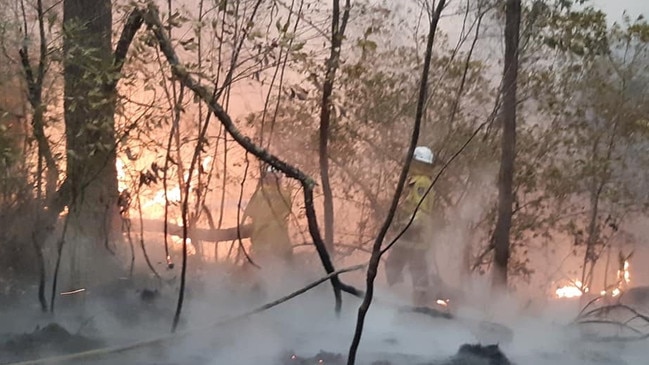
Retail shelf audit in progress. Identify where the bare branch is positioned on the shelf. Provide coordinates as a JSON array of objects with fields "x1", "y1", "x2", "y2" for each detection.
[
  {"x1": 111, "y1": 8, "x2": 145, "y2": 89},
  {"x1": 132, "y1": 3, "x2": 360, "y2": 315},
  {"x1": 347, "y1": 1, "x2": 448, "y2": 363}
]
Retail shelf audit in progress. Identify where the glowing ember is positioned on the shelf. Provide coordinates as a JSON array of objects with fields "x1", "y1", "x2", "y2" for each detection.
[
  {"x1": 555, "y1": 280, "x2": 586, "y2": 298},
  {"x1": 601, "y1": 287, "x2": 622, "y2": 297},
  {"x1": 60, "y1": 288, "x2": 86, "y2": 296},
  {"x1": 436, "y1": 299, "x2": 449, "y2": 307}
]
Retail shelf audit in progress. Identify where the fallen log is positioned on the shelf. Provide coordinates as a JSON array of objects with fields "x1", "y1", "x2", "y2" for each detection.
[{"x1": 128, "y1": 218, "x2": 253, "y2": 243}]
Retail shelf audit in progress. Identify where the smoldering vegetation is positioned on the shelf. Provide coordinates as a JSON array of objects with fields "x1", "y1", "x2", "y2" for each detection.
[{"x1": 0, "y1": 261, "x2": 648, "y2": 365}]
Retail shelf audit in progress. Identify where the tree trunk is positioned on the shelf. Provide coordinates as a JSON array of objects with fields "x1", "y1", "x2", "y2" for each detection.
[
  {"x1": 492, "y1": 0, "x2": 520, "y2": 289},
  {"x1": 319, "y1": 0, "x2": 350, "y2": 255},
  {"x1": 581, "y1": 174, "x2": 604, "y2": 291},
  {"x1": 62, "y1": 0, "x2": 120, "y2": 291},
  {"x1": 18, "y1": 0, "x2": 56, "y2": 312}
]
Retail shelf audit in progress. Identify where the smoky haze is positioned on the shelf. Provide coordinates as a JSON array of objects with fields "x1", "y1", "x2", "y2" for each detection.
[{"x1": 1, "y1": 0, "x2": 649, "y2": 364}]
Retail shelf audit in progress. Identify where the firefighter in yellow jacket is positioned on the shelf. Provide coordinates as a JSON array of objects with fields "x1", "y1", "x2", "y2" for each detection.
[
  {"x1": 386, "y1": 146, "x2": 436, "y2": 308},
  {"x1": 243, "y1": 164, "x2": 294, "y2": 265}
]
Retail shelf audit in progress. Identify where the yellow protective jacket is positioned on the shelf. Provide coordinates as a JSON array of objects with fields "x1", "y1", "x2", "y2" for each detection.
[
  {"x1": 244, "y1": 181, "x2": 293, "y2": 258},
  {"x1": 395, "y1": 172, "x2": 435, "y2": 249}
]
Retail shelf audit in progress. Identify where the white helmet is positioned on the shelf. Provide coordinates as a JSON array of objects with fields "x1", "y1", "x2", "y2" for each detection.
[{"x1": 413, "y1": 146, "x2": 434, "y2": 164}]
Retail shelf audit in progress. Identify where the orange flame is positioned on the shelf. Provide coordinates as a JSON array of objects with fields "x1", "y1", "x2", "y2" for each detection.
[
  {"x1": 557, "y1": 260, "x2": 632, "y2": 299},
  {"x1": 600, "y1": 259, "x2": 631, "y2": 297},
  {"x1": 555, "y1": 280, "x2": 587, "y2": 298},
  {"x1": 620, "y1": 260, "x2": 630, "y2": 286}
]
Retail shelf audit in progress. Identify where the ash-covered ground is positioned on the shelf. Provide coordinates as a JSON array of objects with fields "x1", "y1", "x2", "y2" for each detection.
[{"x1": 0, "y1": 267, "x2": 646, "y2": 365}]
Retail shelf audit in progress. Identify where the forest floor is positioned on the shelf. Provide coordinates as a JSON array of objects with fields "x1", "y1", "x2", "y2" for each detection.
[{"x1": 0, "y1": 268, "x2": 646, "y2": 365}]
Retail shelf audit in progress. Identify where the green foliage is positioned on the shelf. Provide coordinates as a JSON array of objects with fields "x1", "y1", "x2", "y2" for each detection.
[
  {"x1": 243, "y1": 2, "x2": 499, "y2": 262},
  {"x1": 504, "y1": 3, "x2": 649, "y2": 288},
  {"x1": 2, "y1": 0, "x2": 648, "y2": 292}
]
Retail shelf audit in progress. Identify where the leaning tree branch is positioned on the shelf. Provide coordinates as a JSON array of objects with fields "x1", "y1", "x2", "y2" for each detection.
[
  {"x1": 171, "y1": 0, "x2": 264, "y2": 333},
  {"x1": 575, "y1": 319, "x2": 643, "y2": 335},
  {"x1": 110, "y1": 8, "x2": 145, "y2": 90},
  {"x1": 574, "y1": 302, "x2": 649, "y2": 343},
  {"x1": 347, "y1": 1, "x2": 447, "y2": 364},
  {"x1": 136, "y1": 4, "x2": 360, "y2": 308},
  {"x1": 578, "y1": 303, "x2": 649, "y2": 324}
]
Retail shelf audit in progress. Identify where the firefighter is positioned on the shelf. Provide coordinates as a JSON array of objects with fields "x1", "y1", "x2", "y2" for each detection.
[
  {"x1": 243, "y1": 163, "x2": 294, "y2": 266},
  {"x1": 385, "y1": 146, "x2": 436, "y2": 308}
]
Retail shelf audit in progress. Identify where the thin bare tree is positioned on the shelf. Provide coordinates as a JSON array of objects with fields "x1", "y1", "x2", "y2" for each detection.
[
  {"x1": 346, "y1": 1, "x2": 447, "y2": 363},
  {"x1": 319, "y1": 0, "x2": 351, "y2": 255},
  {"x1": 492, "y1": 0, "x2": 521, "y2": 288}
]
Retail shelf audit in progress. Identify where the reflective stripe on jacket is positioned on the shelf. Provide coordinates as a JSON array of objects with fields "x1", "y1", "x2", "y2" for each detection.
[{"x1": 395, "y1": 174, "x2": 434, "y2": 249}]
